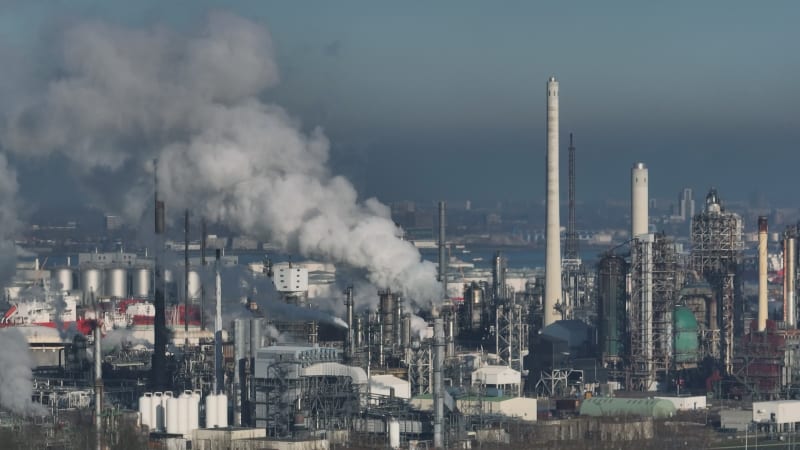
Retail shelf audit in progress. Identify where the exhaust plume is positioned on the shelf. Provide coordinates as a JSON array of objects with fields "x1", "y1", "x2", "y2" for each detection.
[
  {"x1": 0, "y1": 328, "x2": 46, "y2": 416},
  {"x1": 2, "y1": 13, "x2": 441, "y2": 308}
]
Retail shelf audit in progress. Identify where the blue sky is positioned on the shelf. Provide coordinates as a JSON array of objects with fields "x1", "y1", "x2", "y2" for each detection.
[{"x1": 2, "y1": 1, "x2": 799, "y2": 208}]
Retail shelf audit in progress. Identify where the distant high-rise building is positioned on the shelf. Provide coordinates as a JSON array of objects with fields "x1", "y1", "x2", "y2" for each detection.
[{"x1": 679, "y1": 188, "x2": 695, "y2": 221}]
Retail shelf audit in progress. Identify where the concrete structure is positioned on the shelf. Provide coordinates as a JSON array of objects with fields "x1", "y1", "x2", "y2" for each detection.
[
  {"x1": 471, "y1": 366, "x2": 522, "y2": 392},
  {"x1": 544, "y1": 76, "x2": 562, "y2": 328},
  {"x1": 631, "y1": 163, "x2": 649, "y2": 237},
  {"x1": 758, "y1": 216, "x2": 768, "y2": 332},
  {"x1": 191, "y1": 427, "x2": 271, "y2": 450},
  {"x1": 369, "y1": 375, "x2": 411, "y2": 400},
  {"x1": 720, "y1": 409, "x2": 752, "y2": 432},
  {"x1": 753, "y1": 400, "x2": 800, "y2": 425}
]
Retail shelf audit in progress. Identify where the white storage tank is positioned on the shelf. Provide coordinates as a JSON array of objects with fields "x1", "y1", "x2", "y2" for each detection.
[
  {"x1": 216, "y1": 394, "x2": 228, "y2": 428},
  {"x1": 166, "y1": 396, "x2": 180, "y2": 434},
  {"x1": 139, "y1": 393, "x2": 153, "y2": 429},
  {"x1": 53, "y1": 268, "x2": 74, "y2": 292},
  {"x1": 189, "y1": 391, "x2": 201, "y2": 432},
  {"x1": 131, "y1": 267, "x2": 152, "y2": 298},
  {"x1": 81, "y1": 268, "x2": 104, "y2": 301},
  {"x1": 205, "y1": 394, "x2": 217, "y2": 428},
  {"x1": 389, "y1": 418, "x2": 401, "y2": 449},
  {"x1": 105, "y1": 267, "x2": 128, "y2": 298},
  {"x1": 179, "y1": 391, "x2": 192, "y2": 436}
]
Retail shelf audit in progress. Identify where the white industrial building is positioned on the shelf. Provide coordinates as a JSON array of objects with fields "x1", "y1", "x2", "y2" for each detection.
[
  {"x1": 753, "y1": 400, "x2": 800, "y2": 431},
  {"x1": 472, "y1": 365, "x2": 521, "y2": 397},
  {"x1": 369, "y1": 375, "x2": 411, "y2": 400}
]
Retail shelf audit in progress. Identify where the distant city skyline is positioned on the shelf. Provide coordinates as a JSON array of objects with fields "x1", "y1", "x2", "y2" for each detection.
[{"x1": 1, "y1": 1, "x2": 798, "y2": 217}]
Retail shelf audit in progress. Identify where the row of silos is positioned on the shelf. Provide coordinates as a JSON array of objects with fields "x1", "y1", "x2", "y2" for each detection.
[
  {"x1": 52, "y1": 266, "x2": 157, "y2": 301},
  {"x1": 139, "y1": 391, "x2": 201, "y2": 436}
]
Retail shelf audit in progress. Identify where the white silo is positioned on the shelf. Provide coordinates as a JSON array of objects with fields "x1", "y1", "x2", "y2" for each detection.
[
  {"x1": 216, "y1": 394, "x2": 228, "y2": 428},
  {"x1": 631, "y1": 162, "x2": 649, "y2": 237},
  {"x1": 139, "y1": 393, "x2": 153, "y2": 429},
  {"x1": 205, "y1": 394, "x2": 217, "y2": 428},
  {"x1": 389, "y1": 418, "x2": 401, "y2": 449},
  {"x1": 81, "y1": 268, "x2": 104, "y2": 303},
  {"x1": 187, "y1": 270, "x2": 202, "y2": 300},
  {"x1": 152, "y1": 392, "x2": 164, "y2": 431},
  {"x1": 53, "y1": 268, "x2": 74, "y2": 292},
  {"x1": 166, "y1": 396, "x2": 180, "y2": 434},
  {"x1": 105, "y1": 267, "x2": 128, "y2": 299},
  {"x1": 179, "y1": 391, "x2": 192, "y2": 436},
  {"x1": 189, "y1": 391, "x2": 201, "y2": 432},
  {"x1": 131, "y1": 267, "x2": 152, "y2": 298}
]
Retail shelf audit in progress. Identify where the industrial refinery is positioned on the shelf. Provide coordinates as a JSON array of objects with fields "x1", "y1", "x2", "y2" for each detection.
[{"x1": 0, "y1": 5, "x2": 797, "y2": 450}]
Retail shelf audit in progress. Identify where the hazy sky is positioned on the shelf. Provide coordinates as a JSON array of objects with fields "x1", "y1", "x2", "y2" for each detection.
[{"x1": 2, "y1": 1, "x2": 799, "y2": 211}]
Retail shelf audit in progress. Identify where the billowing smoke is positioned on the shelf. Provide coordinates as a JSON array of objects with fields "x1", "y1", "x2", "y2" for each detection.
[
  {"x1": 0, "y1": 328, "x2": 46, "y2": 416},
  {"x1": 102, "y1": 328, "x2": 152, "y2": 353},
  {"x1": 2, "y1": 13, "x2": 441, "y2": 308}
]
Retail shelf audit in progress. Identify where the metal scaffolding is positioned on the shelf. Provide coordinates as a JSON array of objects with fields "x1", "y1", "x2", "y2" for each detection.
[
  {"x1": 690, "y1": 188, "x2": 743, "y2": 373},
  {"x1": 494, "y1": 299, "x2": 528, "y2": 373},
  {"x1": 628, "y1": 234, "x2": 654, "y2": 391},
  {"x1": 407, "y1": 344, "x2": 432, "y2": 396}
]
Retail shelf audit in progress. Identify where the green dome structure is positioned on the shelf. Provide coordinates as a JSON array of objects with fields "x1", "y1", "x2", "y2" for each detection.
[{"x1": 580, "y1": 398, "x2": 676, "y2": 419}]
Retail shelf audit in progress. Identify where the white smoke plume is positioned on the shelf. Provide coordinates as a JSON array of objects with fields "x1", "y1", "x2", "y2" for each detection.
[
  {"x1": 0, "y1": 328, "x2": 47, "y2": 416},
  {"x1": 102, "y1": 328, "x2": 152, "y2": 353},
  {"x1": 2, "y1": 13, "x2": 442, "y2": 309}
]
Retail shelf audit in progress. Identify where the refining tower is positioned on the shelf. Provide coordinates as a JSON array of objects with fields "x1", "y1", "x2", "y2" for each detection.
[{"x1": 544, "y1": 76, "x2": 561, "y2": 327}]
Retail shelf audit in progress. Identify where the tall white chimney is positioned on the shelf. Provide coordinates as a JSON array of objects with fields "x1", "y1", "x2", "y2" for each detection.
[
  {"x1": 631, "y1": 163, "x2": 649, "y2": 237},
  {"x1": 544, "y1": 76, "x2": 561, "y2": 328},
  {"x1": 758, "y1": 216, "x2": 768, "y2": 332}
]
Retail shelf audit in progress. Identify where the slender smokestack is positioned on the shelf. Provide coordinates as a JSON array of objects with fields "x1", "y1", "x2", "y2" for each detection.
[
  {"x1": 215, "y1": 249, "x2": 224, "y2": 394},
  {"x1": 94, "y1": 319, "x2": 103, "y2": 441},
  {"x1": 433, "y1": 318, "x2": 444, "y2": 449},
  {"x1": 438, "y1": 201, "x2": 447, "y2": 298},
  {"x1": 565, "y1": 133, "x2": 578, "y2": 260},
  {"x1": 544, "y1": 76, "x2": 561, "y2": 327},
  {"x1": 758, "y1": 216, "x2": 768, "y2": 332},
  {"x1": 784, "y1": 230, "x2": 796, "y2": 327},
  {"x1": 344, "y1": 286, "x2": 354, "y2": 359},
  {"x1": 631, "y1": 162, "x2": 648, "y2": 237},
  {"x1": 152, "y1": 158, "x2": 167, "y2": 391}
]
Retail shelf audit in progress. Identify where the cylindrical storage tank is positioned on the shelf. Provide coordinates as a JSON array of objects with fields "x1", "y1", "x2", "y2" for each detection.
[
  {"x1": 131, "y1": 267, "x2": 152, "y2": 298},
  {"x1": 389, "y1": 418, "x2": 401, "y2": 449},
  {"x1": 205, "y1": 394, "x2": 217, "y2": 428},
  {"x1": 187, "y1": 269, "x2": 202, "y2": 300},
  {"x1": 152, "y1": 392, "x2": 164, "y2": 431},
  {"x1": 81, "y1": 268, "x2": 104, "y2": 302},
  {"x1": 673, "y1": 306, "x2": 699, "y2": 366},
  {"x1": 53, "y1": 268, "x2": 74, "y2": 292},
  {"x1": 179, "y1": 391, "x2": 192, "y2": 436},
  {"x1": 379, "y1": 290, "x2": 397, "y2": 346},
  {"x1": 105, "y1": 267, "x2": 128, "y2": 299},
  {"x1": 166, "y1": 396, "x2": 180, "y2": 434},
  {"x1": 216, "y1": 394, "x2": 228, "y2": 428},
  {"x1": 190, "y1": 391, "x2": 201, "y2": 432},
  {"x1": 598, "y1": 255, "x2": 627, "y2": 359},
  {"x1": 139, "y1": 393, "x2": 153, "y2": 429}
]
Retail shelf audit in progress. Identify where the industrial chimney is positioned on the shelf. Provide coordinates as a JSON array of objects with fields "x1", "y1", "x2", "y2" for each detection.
[
  {"x1": 758, "y1": 216, "x2": 768, "y2": 332},
  {"x1": 544, "y1": 76, "x2": 562, "y2": 328},
  {"x1": 438, "y1": 201, "x2": 447, "y2": 298},
  {"x1": 631, "y1": 163, "x2": 649, "y2": 237},
  {"x1": 784, "y1": 229, "x2": 796, "y2": 327}
]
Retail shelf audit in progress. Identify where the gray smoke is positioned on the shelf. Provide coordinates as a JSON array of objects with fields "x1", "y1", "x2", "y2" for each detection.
[
  {"x1": 2, "y1": 12, "x2": 441, "y2": 309},
  {"x1": 0, "y1": 328, "x2": 47, "y2": 416}
]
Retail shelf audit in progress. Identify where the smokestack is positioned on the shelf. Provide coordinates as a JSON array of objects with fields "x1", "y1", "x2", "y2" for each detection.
[
  {"x1": 544, "y1": 76, "x2": 562, "y2": 328},
  {"x1": 758, "y1": 216, "x2": 768, "y2": 332},
  {"x1": 492, "y1": 251, "x2": 507, "y2": 300},
  {"x1": 94, "y1": 319, "x2": 103, "y2": 442},
  {"x1": 631, "y1": 162, "x2": 648, "y2": 237},
  {"x1": 433, "y1": 318, "x2": 444, "y2": 449},
  {"x1": 784, "y1": 229, "x2": 796, "y2": 327},
  {"x1": 565, "y1": 133, "x2": 579, "y2": 260},
  {"x1": 344, "y1": 286, "x2": 354, "y2": 359},
  {"x1": 438, "y1": 201, "x2": 447, "y2": 298},
  {"x1": 215, "y1": 249, "x2": 224, "y2": 394},
  {"x1": 152, "y1": 158, "x2": 167, "y2": 391}
]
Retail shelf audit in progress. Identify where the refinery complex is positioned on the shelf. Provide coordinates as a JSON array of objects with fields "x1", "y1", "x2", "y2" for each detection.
[{"x1": 2, "y1": 73, "x2": 799, "y2": 450}]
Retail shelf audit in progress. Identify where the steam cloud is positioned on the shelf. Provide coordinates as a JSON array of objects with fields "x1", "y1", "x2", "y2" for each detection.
[
  {"x1": 2, "y1": 13, "x2": 441, "y2": 309},
  {"x1": 0, "y1": 328, "x2": 46, "y2": 416}
]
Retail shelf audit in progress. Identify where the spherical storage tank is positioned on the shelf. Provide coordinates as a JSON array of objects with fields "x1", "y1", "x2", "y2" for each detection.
[
  {"x1": 81, "y1": 268, "x2": 104, "y2": 301},
  {"x1": 139, "y1": 393, "x2": 153, "y2": 429},
  {"x1": 131, "y1": 267, "x2": 152, "y2": 298},
  {"x1": 53, "y1": 268, "x2": 74, "y2": 292},
  {"x1": 105, "y1": 267, "x2": 128, "y2": 298}
]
